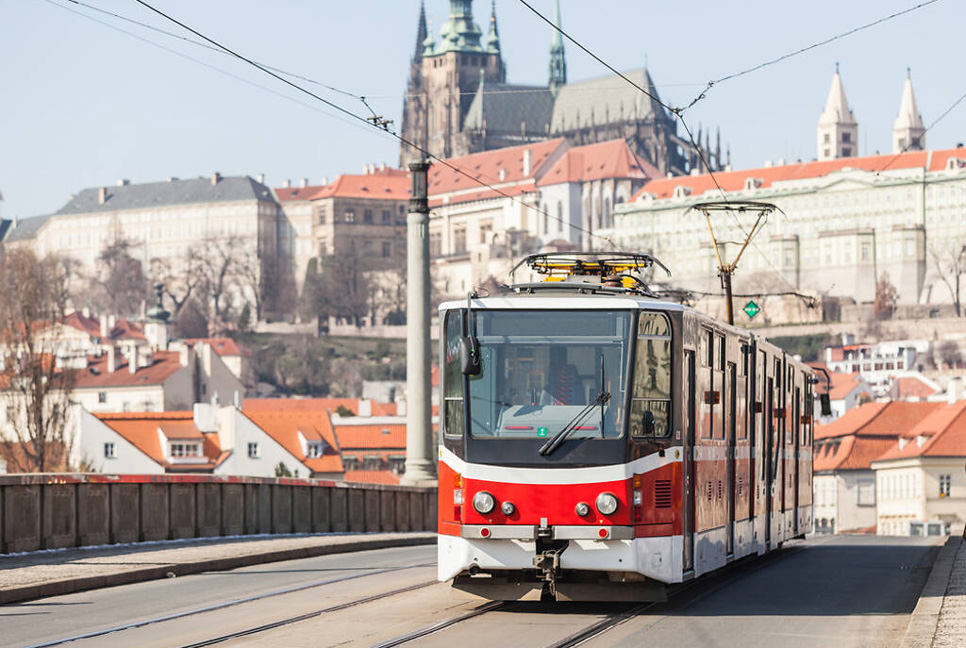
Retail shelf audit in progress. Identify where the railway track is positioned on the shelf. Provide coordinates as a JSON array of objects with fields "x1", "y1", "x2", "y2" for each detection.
[{"x1": 21, "y1": 562, "x2": 436, "y2": 648}]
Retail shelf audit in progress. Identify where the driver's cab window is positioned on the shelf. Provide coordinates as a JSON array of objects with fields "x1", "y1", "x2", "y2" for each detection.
[{"x1": 630, "y1": 311, "x2": 672, "y2": 438}]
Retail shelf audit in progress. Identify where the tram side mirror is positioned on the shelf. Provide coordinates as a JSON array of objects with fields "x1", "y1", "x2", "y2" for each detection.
[
  {"x1": 459, "y1": 336, "x2": 482, "y2": 376},
  {"x1": 641, "y1": 410, "x2": 656, "y2": 436},
  {"x1": 819, "y1": 393, "x2": 832, "y2": 418}
]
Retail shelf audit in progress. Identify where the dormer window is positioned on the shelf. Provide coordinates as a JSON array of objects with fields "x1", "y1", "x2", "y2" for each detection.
[
  {"x1": 306, "y1": 441, "x2": 326, "y2": 458},
  {"x1": 672, "y1": 185, "x2": 691, "y2": 199},
  {"x1": 170, "y1": 442, "x2": 202, "y2": 458}
]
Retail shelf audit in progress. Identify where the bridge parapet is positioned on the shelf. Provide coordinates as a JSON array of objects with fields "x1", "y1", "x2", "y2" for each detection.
[{"x1": 0, "y1": 474, "x2": 437, "y2": 554}]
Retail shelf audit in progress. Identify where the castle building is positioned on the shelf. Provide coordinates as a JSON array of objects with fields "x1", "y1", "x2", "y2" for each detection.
[{"x1": 399, "y1": 1, "x2": 722, "y2": 176}]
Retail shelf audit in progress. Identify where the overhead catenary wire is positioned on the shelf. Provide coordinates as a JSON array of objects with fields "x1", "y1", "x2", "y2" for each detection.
[{"x1": 123, "y1": 0, "x2": 620, "y2": 248}]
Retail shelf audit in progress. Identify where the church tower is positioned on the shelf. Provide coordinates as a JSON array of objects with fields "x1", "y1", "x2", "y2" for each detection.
[
  {"x1": 400, "y1": 1, "x2": 506, "y2": 166},
  {"x1": 817, "y1": 65, "x2": 858, "y2": 161},
  {"x1": 548, "y1": 0, "x2": 567, "y2": 97},
  {"x1": 893, "y1": 69, "x2": 926, "y2": 153}
]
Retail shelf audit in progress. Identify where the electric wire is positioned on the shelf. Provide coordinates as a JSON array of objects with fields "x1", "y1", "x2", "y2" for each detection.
[
  {"x1": 689, "y1": 0, "x2": 946, "y2": 110},
  {"x1": 119, "y1": 0, "x2": 615, "y2": 248},
  {"x1": 39, "y1": 0, "x2": 377, "y2": 138}
]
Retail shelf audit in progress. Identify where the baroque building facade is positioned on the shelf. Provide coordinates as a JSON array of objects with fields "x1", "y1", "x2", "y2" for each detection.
[
  {"x1": 399, "y1": 1, "x2": 723, "y2": 176},
  {"x1": 606, "y1": 71, "x2": 966, "y2": 312}
]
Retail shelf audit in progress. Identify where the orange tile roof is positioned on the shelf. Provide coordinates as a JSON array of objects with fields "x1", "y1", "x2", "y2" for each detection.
[
  {"x1": 184, "y1": 337, "x2": 251, "y2": 357},
  {"x1": 814, "y1": 435, "x2": 897, "y2": 471},
  {"x1": 536, "y1": 139, "x2": 659, "y2": 186},
  {"x1": 814, "y1": 401, "x2": 941, "y2": 440},
  {"x1": 334, "y1": 424, "x2": 406, "y2": 451},
  {"x1": 875, "y1": 401, "x2": 966, "y2": 461},
  {"x1": 95, "y1": 412, "x2": 220, "y2": 470},
  {"x1": 74, "y1": 351, "x2": 184, "y2": 389},
  {"x1": 63, "y1": 312, "x2": 144, "y2": 341},
  {"x1": 893, "y1": 375, "x2": 939, "y2": 400},
  {"x1": 343, "y1": 470, "x2": 401, "y2": 486},
  {"x1": 63, "y1": 311, "x2": 100, "y2": 336},
  {"x1": 242, "y1": 410, "x2": 344, "y2": 475},
  {"x1": 632, "y1": 148, "x2": 966, "y2": 201},
  {"x1": 243, "y1": 398, "x2": 397, "y2": 416},
  {"x1": 428, "y1": 138, "x2": 567, "y2": 202},
  {"x1": 275, "y1": 186, "x2": 326, "y2": 202}
]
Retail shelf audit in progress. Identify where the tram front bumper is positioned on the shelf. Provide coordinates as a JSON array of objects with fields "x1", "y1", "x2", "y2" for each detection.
[{"x1": 438, "y1": 530, "x2": 680, "y2": 584}]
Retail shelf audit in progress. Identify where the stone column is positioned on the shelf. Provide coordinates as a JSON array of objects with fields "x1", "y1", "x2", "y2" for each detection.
[{"x1": 401, "y1": 160, "x2": 437, "y2": 486}]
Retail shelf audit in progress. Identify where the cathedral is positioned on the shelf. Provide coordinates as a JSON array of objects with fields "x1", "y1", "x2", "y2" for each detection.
[{"x1": 399, "y1": 1, "x2": 724, "y2": 175}]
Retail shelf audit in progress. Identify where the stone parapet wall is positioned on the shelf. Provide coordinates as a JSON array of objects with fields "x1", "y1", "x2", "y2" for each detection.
[{"x1": 0, "y1": 474, "x2": 436, "y2": 554}]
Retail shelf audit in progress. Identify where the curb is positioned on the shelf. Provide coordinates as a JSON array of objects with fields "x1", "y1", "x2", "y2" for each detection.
[
  {"x1": 0, "y1": 533, "x2": 436, "y2": 605},
  {"x1": 900, "y1": 535, "x2": 962, "y2": 648}
]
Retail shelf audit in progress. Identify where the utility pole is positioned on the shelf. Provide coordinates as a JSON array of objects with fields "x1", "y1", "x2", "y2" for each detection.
[{"x1": 401, "y1": 160, "x2": 437, "y2": 486}]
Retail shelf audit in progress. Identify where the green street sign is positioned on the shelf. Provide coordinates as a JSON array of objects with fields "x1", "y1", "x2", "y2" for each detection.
[{"x1": 743, "y1": 300, "x2": 760, "y2": 319}]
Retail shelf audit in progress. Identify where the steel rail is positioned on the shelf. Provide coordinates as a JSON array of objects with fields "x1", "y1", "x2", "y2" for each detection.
[{"x1": 20, "y1": 562, "x2": 435, "y2": 648}]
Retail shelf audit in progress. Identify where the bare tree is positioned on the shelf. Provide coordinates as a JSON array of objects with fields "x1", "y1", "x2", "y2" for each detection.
[
  {"x1": 150, "y1": 246, "x2": 205, "y2": 317},
  {"x1": 92, "y1": 234, "x2": 148, "y2": 317},
  {"x1": 0, "y1": 249, "x2": 76, "y2": 472},
  {"x1": 931, "y1": 243, "x2": 966, "y2": 317},
  {"x1": 873, "y1": 272, "x2": 898, "y2": 320}
]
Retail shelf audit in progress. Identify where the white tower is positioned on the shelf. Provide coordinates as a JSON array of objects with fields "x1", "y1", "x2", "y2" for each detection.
[
  {"x1": 817, "y1": 65, "x2": 858, "y2": 161},
  {"x1": 893, "y1": 69, "x2": 926, "y2": 154}
]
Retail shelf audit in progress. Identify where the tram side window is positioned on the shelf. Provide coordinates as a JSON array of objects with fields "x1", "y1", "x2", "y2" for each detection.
[
  {"x1": 630, "y1": 312, "x2": 672, "y2": 438},
  {"x1": 442, "y1": 311, "x2": 464, "y2": 437}
]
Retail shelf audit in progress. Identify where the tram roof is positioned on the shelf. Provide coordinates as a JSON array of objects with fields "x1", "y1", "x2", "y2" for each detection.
[{"x1": 438, "y1": 293, "x2": 685, "y2": 312}]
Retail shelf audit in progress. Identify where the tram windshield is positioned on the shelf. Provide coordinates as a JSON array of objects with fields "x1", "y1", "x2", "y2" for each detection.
[{"x1": 461, "y1": 310, "x2": 632, "y2": 440}]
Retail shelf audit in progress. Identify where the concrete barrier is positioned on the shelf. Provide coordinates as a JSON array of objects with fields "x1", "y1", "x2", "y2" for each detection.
[{"x1": 0, "y1": 475, "x2": 436, "y2": 554}]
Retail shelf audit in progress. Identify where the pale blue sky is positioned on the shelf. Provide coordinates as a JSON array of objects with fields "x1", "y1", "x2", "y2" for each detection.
[{"x1": 2, "y1": 0, "x2": 963, "y2": 219}]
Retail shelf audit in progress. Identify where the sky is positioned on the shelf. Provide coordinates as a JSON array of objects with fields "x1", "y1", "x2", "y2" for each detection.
[{"x1": 2, "y1": 0, "x2": 964, "y2": 220}]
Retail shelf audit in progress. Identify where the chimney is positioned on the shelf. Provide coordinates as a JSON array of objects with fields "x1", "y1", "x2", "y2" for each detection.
[
  {"x1": 358, "y1": 398, "x2": 372, "y2": 417},
  {"x1": 179, "y1": 345, "x2": 191, "y2": 367},
  {"x1": 167, "y1": 177, "x2": 178, "y2": 183},
  {"x1": 948, "y1": 377, "x2": 962, "y2": 405},
  {"x1": 522, "y1": 149, "x2": 532, "y2": 177},
  {"x1": 116, "y1": 179, "x2": 129, "y2": 187},
  {"x1": 498, "y1": 168, "x2": 507, "y2": 182},
  {"x1": 300, "y1": 177, "x2": 308, "y2": 188},
  {"x1": 81, "y1": 306, "x2": 90, "y2": 319},
  {"x1": 108, "y1": 314, "x2": 116, "y2": 331},
  {"x1": 193, "y1": 403, "x2": 218, "y2": 433},
  {"x1": 211, "y1": 172, "x2": 221, "y2": 186},
  {"x1": 107, "y1": 346, "x2": 117, "y2": 373},
  {"x1": 283, "y1": 179, "x2": 291, "y2": 188},
  {"x1": 98, "y1": 187, "x2": 107, "y2": 204},
  {"x1": 256, "y1": 173, "x2": 265, "y2": 184},
  {"x1": 129, "y1": 350, "x2": 138, "y2": 374},
  {"x1": 321, "y1": 177, "x2": 328, "y2": 186},
  {"x1": 100, "y1": 315, "x2": 109, "y2": 339}
]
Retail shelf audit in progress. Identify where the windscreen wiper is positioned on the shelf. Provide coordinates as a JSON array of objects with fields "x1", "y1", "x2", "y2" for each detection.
[{"x1": 538, "y1": 391, "x2": 611, "y2": 456}]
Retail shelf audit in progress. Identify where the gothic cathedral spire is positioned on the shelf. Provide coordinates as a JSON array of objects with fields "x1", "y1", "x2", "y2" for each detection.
[
  {"x1": 893, "y1": 68, "x2": 925, "y2": 153},
  {"x1": 548, "y1": 0, "x2": 567, "y2": 97},
  {"x1": 817, "y1": 63, "x2": 858, "y2": 161},
  {"x1": 486, "y1": 1, "x2": 501, "y2": 54},
  {"x1": 413, "y1": 1, "x2": 428, "y2": 60}
]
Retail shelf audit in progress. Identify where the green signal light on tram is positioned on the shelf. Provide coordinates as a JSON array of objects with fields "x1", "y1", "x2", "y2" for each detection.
[{"x1": 537, "y1": 427, "x2": 548, "y2": 437}]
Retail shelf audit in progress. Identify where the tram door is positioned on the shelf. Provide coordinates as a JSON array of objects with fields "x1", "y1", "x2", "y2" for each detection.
[
  {"x1": 726, "y1": 361, "x2": 737, "y2": 556},
  {"x1": 793, "y1": 384, "x2": 802, "y2": 537},
  {"x1": 683, "y1": 350, "x2": 696, "y2": 573},
  {"x1": 765, "y1": 375, "x2": 774, "y2": 547}
]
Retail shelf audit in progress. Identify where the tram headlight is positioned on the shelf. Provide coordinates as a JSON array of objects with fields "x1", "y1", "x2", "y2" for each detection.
[
  {"x1": 595, "y1": 492, "x2": 619, "y2": 516},
  {"x1": 473, "y1": 491, "x2": 496, "y2": 515}
]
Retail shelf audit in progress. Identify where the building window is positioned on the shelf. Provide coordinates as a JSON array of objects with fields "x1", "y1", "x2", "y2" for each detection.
[
  {"x1": 856, "y1": 479, "x2": 875, "y2": 506},
  {"x1": 453, "y1": 227, "x2": 467, "y2": 254},
  {"x1": 364, "y1": 209, "x2": 373, "y2": 223},
  {"x1": 104, "y1": 442, "x2": 116, "y2": 458},
  {"x1": 170, "y1": 442, "x2": 202, "y2": 457},
  {"x1": 248, "y1": 442, "x2": 260, "y2": 459},
  {"x1": 382, "y1": 242, "x2": 391, "y2": 258},
  {"x1": 306, "y1": 442, "x2": 325, "y2": 458},
  {"x1": 557, "y1": 202, "x2": 564, "y2": 233},
  {"x1": 861, "y1": 244, "x2": 870, "y2": 261},
  {"x1": 842, "y1": 132, "x2": 851, "y2": 143},
  {"x1": 842, "y1": 147, "x2": 852, "y2": 156},
  {"x1": 479, "y1": 222, "x2": 492, "y2": 244},
  {"x1": 98, "y1": 392, "x2": 107, "y2": 404},
  {"x1": 429, "y1": 232, "x2": 441, "y2": 257},
  {"x1": 344, "y1": 210, "x2": 355, "y2": 223},
  {"x1": 382, "y1": 209, "x2": 391, "y2": 224},
  {"x1": 317, "y1": 207, "x2": 326, "y2": 224},
  {"x1": 940, "y1": 474, "x2": 952, "y2": 498}
]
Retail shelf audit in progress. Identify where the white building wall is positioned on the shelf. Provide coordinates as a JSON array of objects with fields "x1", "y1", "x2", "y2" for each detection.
[
  {"x1": 75, "y1": 386, "x2": 167, "y2": 414},
  {"x1": 213, "y1": 407, "x2": 308, "y2": 478},
  {"x1": 77, "y1": 408, "x2": 163, "y2": 474}
]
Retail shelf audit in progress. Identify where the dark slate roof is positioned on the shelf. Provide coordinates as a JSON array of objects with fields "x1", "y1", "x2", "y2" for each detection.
[
  {"x1": 55, "y1": 176, "x2": 277, "y2": 216},
  {"x1": 2, "y1": 215, "x2": 52, "y2": 243},
  {"x1": 0, "y1": 220, "x2": 10, "y2": 242},
  {"x1": 550, "y1": 68, "x2": 670, "y2": 134},
  {"x1": 464, "y1": 83, "x2": 554, "y2": 136}
]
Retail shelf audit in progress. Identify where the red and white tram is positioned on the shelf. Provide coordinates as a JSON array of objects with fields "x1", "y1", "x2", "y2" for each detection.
[{"x1": 436, "y1": 253, "x2": 815, "y2": 601}]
